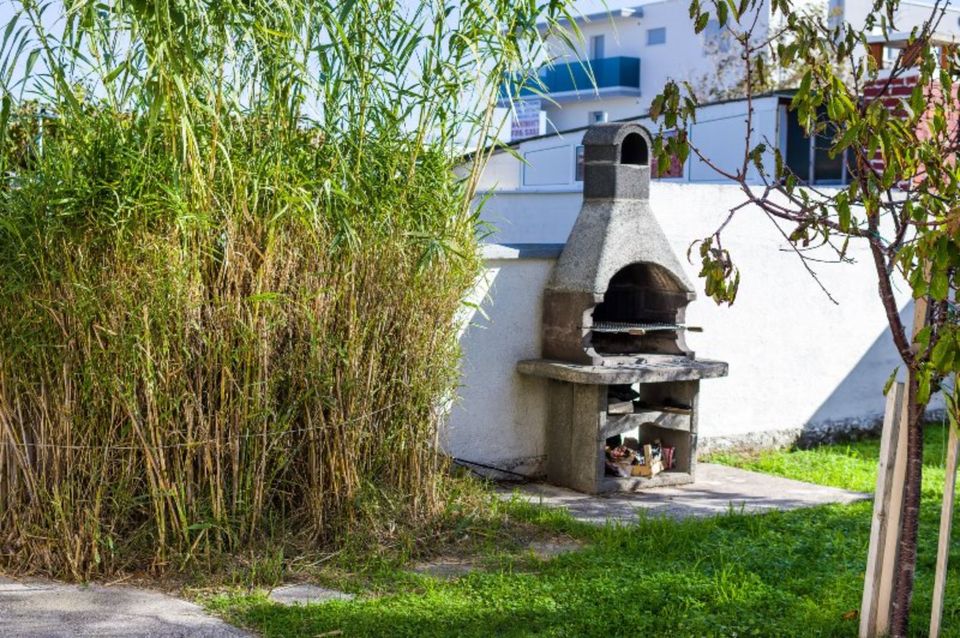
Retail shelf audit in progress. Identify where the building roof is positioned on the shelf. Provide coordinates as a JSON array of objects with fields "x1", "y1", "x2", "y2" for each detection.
[
  {"x1": 537, "y1": 1, "x2": 667, "y2": 29},
  {"x1": 866, "y1": 31, "x2": 960, "y2": 48}
]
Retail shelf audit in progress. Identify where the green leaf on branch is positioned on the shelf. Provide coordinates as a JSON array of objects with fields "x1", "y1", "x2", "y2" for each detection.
[
  {"x1": 916, "y1": 326, "x2": 932, "y2": 351},
  {"x1": 930, "y1": 269, "x2": 949, "y2": 301},
  {"x1": 695, "y1": 12, "x2": 710, "y2": 34},
  {"x1": 909, "y1": 266, "x2": 928, "y2": 298},
  {"x1": 658, "y1": 152, "x2": 671, "y2": 175},
  {"x1": 724, "y1": 0, "x2": 739, "y2": 20},
  {"x1": 931, "y1": 333, "x2": 955, "y2": 370},
  {"x1": 917, "y1": 366, "x2": 933, "y2": 405},
  {"x1": 837, "y1": 193, "x2": 851, "y2": 231},
  {"x1": 676, "y1": 136, "x2": 690, "y2": 163},
  {"x1": 835, "y1": 124, "x2": 860, "y2": 151},
  {"x1": 650, "y1": 94, "x2": 664, "y2": 121},
  {"x1": 750, "y1": 143, "x2": 766, "y2": 172}
]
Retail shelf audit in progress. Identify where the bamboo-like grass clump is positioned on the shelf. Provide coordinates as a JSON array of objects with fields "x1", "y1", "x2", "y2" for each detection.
[{"x1": 0, "y1": 0, "x2": 576, "y2": 578}]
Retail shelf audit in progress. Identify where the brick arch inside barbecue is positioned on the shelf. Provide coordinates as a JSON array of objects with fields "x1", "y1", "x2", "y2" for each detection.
[{"x1": 590, "y1": 262, "x2": 690, "y2": 356}]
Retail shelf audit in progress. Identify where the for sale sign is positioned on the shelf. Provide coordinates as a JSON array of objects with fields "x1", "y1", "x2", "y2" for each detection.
[{"x1": 511, "y1": 99, "x2": 545, "y2": 141}]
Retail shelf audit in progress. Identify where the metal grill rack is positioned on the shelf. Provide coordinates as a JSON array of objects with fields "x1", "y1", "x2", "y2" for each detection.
[{"x1": 590, "y1": 322, "x2": 701, "y2": 335}]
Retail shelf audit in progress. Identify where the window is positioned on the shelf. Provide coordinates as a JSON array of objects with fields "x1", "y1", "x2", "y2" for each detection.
[
  {"x1": 575, "y1": 146, "x2": 585, "y2": 182},
  {"x1": 813, "y1": 124, "x2": 846, "y2": 183},
  {"x1": 590, "y1": 35, "x2": 605, "y2": 60},
  {"x1": 783, "y1": 107, "x2": 848, "y2": 185},
  {"x1": 647, "y1": 27, "x2": 666, "y2": 45},
  {"x1": 589, "y1": 111, "x2": 608, "y2": 124},
  {"x1": 884, "y1": 46, "x2": 899, "y2": 65}
]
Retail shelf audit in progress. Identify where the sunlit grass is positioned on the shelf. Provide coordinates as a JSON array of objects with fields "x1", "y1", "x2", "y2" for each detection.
[
  {"x1": 209, "y1": 426, "x2": 960, "y2": 637},
  {"x1": 709, "y1": 420, "x2": 956, "y2": 496}
]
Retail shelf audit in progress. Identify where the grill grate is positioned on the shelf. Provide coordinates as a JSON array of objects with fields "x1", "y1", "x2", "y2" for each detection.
[{"x1": 591, "y1": 322, "x2": 699, "y2": 334}]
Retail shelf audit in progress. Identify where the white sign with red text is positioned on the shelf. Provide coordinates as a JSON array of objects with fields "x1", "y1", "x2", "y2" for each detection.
[{"x1": 511, "y1": 99, "x2": 545, "y2": 141}]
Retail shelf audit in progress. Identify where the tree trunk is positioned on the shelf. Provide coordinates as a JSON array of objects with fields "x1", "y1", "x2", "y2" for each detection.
[{"x1": 890, "y1": 366, "x2": 927, "y2": 637}]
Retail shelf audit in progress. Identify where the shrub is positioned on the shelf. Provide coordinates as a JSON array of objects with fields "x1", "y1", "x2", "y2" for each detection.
[{"x1": 0, "y1": 0, "x2": 573, "y2": 579}]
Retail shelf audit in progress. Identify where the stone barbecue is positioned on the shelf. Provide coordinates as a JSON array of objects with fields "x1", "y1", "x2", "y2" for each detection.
[{"x1": 518, "y1": 122, "x2": 728, "y2": 494}]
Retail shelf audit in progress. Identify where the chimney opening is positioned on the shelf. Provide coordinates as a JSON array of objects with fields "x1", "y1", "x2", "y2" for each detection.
[{"x1": 620, "y1": 132, "x2": 648, "y2": 166}]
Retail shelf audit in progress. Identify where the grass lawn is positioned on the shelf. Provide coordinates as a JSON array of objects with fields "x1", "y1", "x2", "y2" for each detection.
[{"x1": 207, "y1": 425, "x2": 960, "y2": 637}]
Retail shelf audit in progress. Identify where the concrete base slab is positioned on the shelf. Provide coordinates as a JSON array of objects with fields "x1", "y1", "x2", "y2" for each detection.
[
  {"x1": 268, "y1": 584, "x2": 354, "y2": 605},
  {"x1": 0, "y1": 577, "x2": 251, "y2": 638},
  {"x1": 501, "y1": 463, "x2": 869, "y2": 524}
]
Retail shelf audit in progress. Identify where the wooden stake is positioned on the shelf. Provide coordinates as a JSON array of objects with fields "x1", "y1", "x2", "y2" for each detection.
[
  {"x1": 860, "y1": 293, "x2": 930, "y2": 637},
  {"x1": 929, "y1": 418, "x2": 960, "y2": 638},
  {"x1": 861, "y1": 381, "x2": 909, "y2": 638}
]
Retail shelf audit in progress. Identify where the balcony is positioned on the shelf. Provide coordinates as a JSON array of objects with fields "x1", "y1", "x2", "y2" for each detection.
[{"x1": 500, "y1": 57, "x2": 641, "y2": 104}]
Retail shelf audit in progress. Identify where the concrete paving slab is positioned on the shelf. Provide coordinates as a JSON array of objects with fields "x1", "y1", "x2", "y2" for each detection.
[
  {"x1": 410, "y1": 557, "x2": 477, "y2": 579},
  {"x1": 0, "y1": 576, "x2": 252, "y2": 638},
  {"x1": 268, "y1": 583, "x2": 354, "y2": 605},
  {"x1": 501, "y1": 463, "x2": 869, "y2": 524},
  {"x1": 411, "y1": 539, "x2": 583, "y2": 579},
  {"x1": 526, "y1": 540, "x2": 583, "y2": 559}
]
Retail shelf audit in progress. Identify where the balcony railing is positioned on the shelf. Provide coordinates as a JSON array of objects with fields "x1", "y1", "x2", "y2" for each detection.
[{"x1": 501, "y1": 56, "x2": 641, "y2": 103}]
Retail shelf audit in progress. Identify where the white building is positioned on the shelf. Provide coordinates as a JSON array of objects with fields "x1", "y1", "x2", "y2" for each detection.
[
  {"x1": 832, "y1": 0, "x2": 960, "y2": 36},
  {"x1": 506, "y1": 0, "x2": 960, "y2": 141},
  {"x1": 505, "y1": 1, "x2": 775, "y2": 135}
]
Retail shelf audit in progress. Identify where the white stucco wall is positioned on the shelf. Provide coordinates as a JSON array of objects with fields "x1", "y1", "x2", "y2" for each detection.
[
  {"x1": 446, "y1": 254, "x2": 555, "y2": 475},
  {"x1": 446, "y1": 182, "x2": 935, "y2": 474}
]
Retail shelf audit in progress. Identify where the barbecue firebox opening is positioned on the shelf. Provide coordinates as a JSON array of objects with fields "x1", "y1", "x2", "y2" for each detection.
[
  {"x1": 620, "y1": 132, "x2": 648, "y2": 166},
  {"x1": 590, "y1": 262, "x2": 690, "y2": 356}
]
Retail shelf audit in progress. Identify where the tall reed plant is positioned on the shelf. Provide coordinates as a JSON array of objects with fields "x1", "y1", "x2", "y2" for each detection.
[{"x1": 0, "y1": 0, "x2": 575, "y2": 579}]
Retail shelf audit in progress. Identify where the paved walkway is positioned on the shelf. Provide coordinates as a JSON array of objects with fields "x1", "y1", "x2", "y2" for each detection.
[
  {"x1": 0, "y1": 577, "x2": 251, "y2": 638},
  {"x1": 501, "y1": 463, "x2": 869, "y2": 524}
]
